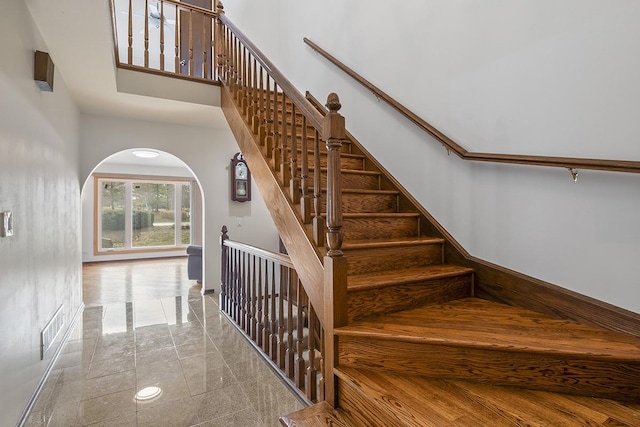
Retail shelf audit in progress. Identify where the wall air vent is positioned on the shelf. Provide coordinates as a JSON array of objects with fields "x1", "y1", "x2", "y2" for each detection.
[{"x1": 41, "y1": 305, "x2": 64, "y2": 360}]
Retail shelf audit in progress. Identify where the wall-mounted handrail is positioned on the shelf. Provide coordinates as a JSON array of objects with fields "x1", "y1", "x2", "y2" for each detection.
[{"x1": 304, "y1": 38, "x2": 640, "y2": 175}]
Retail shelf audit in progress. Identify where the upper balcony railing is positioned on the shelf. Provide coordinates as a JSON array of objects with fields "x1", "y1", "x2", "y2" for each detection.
[{"x1": 109, "y1": 0, "x2": 220, "y2": 83}]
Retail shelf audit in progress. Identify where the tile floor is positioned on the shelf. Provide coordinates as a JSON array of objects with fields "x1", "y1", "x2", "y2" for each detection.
[{"x1": 24, "y1": 258, "x2": 304, "y2": 426}]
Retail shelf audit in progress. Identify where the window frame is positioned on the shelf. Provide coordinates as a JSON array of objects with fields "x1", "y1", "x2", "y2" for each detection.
[{"x1": 93, "y1": 174, "x2": 192, "y2": 256}]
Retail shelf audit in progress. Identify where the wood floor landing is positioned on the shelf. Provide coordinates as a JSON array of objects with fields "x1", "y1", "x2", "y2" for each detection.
[
  {"x1": 335, "y1": 367, "x2": 640, "y2": 426},
  {"x1": 337, "y1": 298, "x2": 640, "y2": 358}
]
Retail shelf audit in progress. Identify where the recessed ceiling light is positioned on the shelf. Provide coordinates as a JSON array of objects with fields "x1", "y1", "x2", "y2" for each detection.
[{"x1": 132, "y1": 150, "x2": 159, "y2": 159}]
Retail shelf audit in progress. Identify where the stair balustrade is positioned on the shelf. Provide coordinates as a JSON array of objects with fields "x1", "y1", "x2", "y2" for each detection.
[
  {"x1": 216, "y1": 2, "x2": 348, "y2": 404},
  {"x1": 220, "y1": 226, "x2": 325, "y2": 403}
]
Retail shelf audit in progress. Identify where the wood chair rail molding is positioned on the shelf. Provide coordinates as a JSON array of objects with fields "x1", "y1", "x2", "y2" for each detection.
[{"x1": 304, "y1": 38, "x2": 640, "y2": 175}]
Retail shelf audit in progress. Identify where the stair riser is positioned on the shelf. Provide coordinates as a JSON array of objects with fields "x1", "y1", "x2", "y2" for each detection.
[
  {"x1": 344, "y1": 243, "x2": 444, "y2": 275},
  {"x1": 337, "y1": 376, "x2": 404, "y2": 427},
  {"x1": 321, "y1": 172, "x2": 380, "y2": 190},
  {"x1": 337, "y1": 337, "x2": 640, "y2": 402},
  {"x1": 340, "y1": 217, "x2": 420, "y2": 240},
  {"x1": 347, "y1": 275, "x2": 472, "y2": 321},
  {"x1": 321, "y1": 193, "x2": 398, "y2": 214}
]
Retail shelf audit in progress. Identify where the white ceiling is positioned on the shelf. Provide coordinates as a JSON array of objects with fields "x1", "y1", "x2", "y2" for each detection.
[{"x1": 25, "y1": 0, "x2": 228, "y2": 129}]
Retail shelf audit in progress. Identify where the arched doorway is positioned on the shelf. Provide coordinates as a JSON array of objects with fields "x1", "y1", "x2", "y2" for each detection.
[{"x1": 80, "y1": 148, "x2": 205, "y2": 303}]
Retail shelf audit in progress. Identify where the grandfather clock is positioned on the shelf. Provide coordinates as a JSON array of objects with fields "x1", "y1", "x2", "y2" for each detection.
[{"x1": 230, "y1": 152, "x2": 251, "y2": 202}]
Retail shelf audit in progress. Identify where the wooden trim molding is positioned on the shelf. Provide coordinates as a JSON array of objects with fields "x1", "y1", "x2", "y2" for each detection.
[{"x1": 303, "y1": 38, "x2": 640, "y2": 175}]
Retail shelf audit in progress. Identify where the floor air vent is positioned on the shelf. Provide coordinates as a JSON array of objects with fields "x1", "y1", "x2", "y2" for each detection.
[{"x1": 41, "y1": 305, "x2": 64, "y2": 359}]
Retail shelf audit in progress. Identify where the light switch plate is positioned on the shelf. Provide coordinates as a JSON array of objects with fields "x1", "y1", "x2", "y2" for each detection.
[{"x1": 1, "y1": 211, "x2": 13, "y2": 237}]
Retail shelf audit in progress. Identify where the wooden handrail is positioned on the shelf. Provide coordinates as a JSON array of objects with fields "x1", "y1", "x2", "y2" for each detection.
[
  {"x1": 224, "y1": 239, "x2": 294, "y2": 268},
  {"x1": 304, "y1": 38, "x2": 640, "y2": 175},
  {"x1": 221, "y1": 16, "x2": 324, "y2": 131}
]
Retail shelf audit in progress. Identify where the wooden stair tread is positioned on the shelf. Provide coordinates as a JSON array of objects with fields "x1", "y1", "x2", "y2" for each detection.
[
  {"x1": 335, "y1": 367, "x2": 640, "y2": 427},
  {"x1": 280, "y1": 402, "x2": 349, "y2": 427},
  {"x1": 336, "y1": 298, "x2": 640, "y2": 360},
  {"x1": 342, "y1": 236, "x2": 445, "y2": 250},
  {"x1": 309, "y1": 167, "x2": 381, "y2": 176},
  {"x1": 348, "y1": 264, "x2": 472, "y2": 290}
]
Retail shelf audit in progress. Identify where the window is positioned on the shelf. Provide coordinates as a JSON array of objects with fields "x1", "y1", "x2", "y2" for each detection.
[{"x1": 96, "y1": 176, "x2": 191, "y2": 254}]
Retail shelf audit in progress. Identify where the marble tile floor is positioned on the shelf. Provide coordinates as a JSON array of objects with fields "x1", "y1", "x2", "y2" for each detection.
[{"x1": 24, "y1": 258, "x2": 304, "y2": 426}]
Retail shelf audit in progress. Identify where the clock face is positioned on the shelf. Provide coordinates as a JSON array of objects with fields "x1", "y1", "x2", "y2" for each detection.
[{"x1": 235, "y1": 162, "x2": 247, "y2": 179}]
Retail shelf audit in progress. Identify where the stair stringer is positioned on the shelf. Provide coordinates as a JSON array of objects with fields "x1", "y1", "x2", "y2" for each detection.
[{"x1": 221, "y1": 85, "x2": 327, "y2": 326}]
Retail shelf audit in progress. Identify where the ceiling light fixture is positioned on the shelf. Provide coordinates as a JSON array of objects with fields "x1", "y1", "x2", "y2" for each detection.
[{"x1": 132, "y1": 150, "x2": 160, "y2": 159}]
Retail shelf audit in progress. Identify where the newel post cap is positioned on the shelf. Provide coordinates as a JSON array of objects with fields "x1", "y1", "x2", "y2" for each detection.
[{"x1": 323, "y1": 93, "x2": 345, "y2": 140}]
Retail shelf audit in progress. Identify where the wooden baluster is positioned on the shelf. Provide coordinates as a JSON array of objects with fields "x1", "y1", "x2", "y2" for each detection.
[
  {"x1": 144, "y1": 0, "x2": 149, "y2": 68},
  {"x1": 235, "y1": 248, "x2": 242, "y2": 325},
  {"x1": 215, "y1": 2, "x2": 225, "y2": 80},
  {"x1": 264, "y1": 76, "x2": 273, "y2": 158},
  {"x1": 235, "y1": 249, "x2": 242, "y2": 324},
  {"x1": 281, "y1": 94, "x2": 291, "y2": 186},
  {"x1": 252, "y1": 59, "x2": 260, "y2": 134},
  {"x1": 257, "y1": 66, "x2": 265, "y2": 139},
  {"x1": 272, "y1": 83, "x2": 281, "y2": 172},
  {"x1": 127, "y1": 0, "x2": 133, "y2": 64},
  {"x1": 322, "y1": 92, "x2": 348, "y2": 406},
  {"x1": 242, "y1": 49, "x2": 250, "y2": 117},
  {"x1": 313, "y1": 130, "x2": 324, "y2": 246},
  {"x1": 220, "y1": 226, "x2": 229, "y2": 312},
  {"x1": 188, "y1": 10, "x2": 194, "y2": 77},
  {"x1": 300, "y1": 116, "x2": 311, "y2": 223},
  {"x1": 285, "y1": 269, "x2": 295, "y2": 378},
  {"x1": 277, "y1": 267, "x2": 286, "y2": 369},
  {"x1": 250, "y1": 255, "x2": 257, "y2": 340},
  {"x1": 295, "y1": 275, "x2": 306, "y2": 389},
  {"x1": 174, "y1": 4, "x2": 180, "y2": 74},
  {"x1": 261, "y1": 259, "x2": 271, "y2": 353},
  {"x1": 305, "y1": 304, "x2": 318, "y2": 401},
  {"x1": 202, "y1": 9, "x2": 207, "y2": 79},
  {"x1": 230, "y1": 247, "x2": 236, "y2": 321},
  {"x1": 290, "y1": 104, "x2": 300, "y2": 203},
  {"x1": 159, "y1": 1, "x2": 165, "y2": 71},
  {"x1": 318, "y1": 327, "x2": 325, "y2": 402},
  {"x1": 256, "y1": 258, "x2": 264, "y2": 347},
  {"x1": 269, "y1": 259, "x2": 278, "y2": 361},
  {"x1": 242, "y1": 252, "x2": 249, "y2": 333}
]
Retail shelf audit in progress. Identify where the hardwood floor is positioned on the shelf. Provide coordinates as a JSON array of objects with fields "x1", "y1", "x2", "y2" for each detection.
[{"x1": 83, "y1": 257, "x2": 198, "y2": 307}]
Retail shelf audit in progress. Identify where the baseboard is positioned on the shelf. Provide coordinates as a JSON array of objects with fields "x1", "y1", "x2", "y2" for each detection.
[
  {"x1": 16, "y1": 302, "x2": 85, "y2": 427},
  {"x1": 469, "y1": 257, "x2": 640, "y2": 338}
]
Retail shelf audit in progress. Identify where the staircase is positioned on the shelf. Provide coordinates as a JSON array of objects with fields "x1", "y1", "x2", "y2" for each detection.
[{"x1": 215, "y1": 12, "x2": 640, "y2": 426}]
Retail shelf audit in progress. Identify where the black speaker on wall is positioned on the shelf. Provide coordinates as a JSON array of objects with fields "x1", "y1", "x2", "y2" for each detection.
[{"x1": 34, "y1": 50, "x2": 54, "y2": 92}]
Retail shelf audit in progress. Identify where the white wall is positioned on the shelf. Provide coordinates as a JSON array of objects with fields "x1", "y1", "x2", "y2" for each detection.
[
  {"x1": 79, "y1": 114, "x2": 280, "y2": 293},
  {"x1": 0, "y1": 2, "x2": 82, "y2": 425},
  {"x1": 224, "y1": 0, "x2": 640, "y2": 313}
]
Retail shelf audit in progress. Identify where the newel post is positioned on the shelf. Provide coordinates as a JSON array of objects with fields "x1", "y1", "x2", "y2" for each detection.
[
  {"x1": 322, "y1": 93, "x2": 348, "y2": 406},
  {"x1": 220, "y1": 225, "x2": 229, "y2": 311}
]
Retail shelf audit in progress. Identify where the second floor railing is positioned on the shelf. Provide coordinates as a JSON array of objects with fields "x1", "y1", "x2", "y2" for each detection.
[{"x1": 110, "y1": 0, "x2": 219, "y2": 82}]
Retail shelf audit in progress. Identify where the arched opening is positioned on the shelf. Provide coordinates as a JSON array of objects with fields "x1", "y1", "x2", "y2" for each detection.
[{"x1": 80, "y1": 148, "x2": 205, "y2": 303}]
